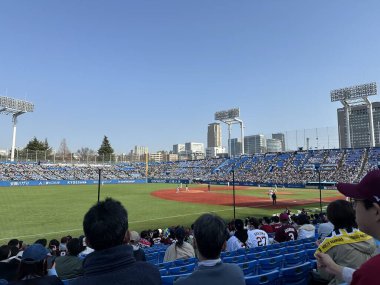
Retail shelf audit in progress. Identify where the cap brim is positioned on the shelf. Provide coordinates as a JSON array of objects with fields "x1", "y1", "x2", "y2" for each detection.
[{"x1": 337, "y1": 183, "x2": 365, "y2": 199}]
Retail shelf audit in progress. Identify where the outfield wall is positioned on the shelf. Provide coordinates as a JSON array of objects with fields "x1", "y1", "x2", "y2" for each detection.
[
  {"x1": 0, "y1": 179, "x2": 147, "y2": 187},
  {"x1": 0, "y1": 178, "x2": 307, "y2": 188}
]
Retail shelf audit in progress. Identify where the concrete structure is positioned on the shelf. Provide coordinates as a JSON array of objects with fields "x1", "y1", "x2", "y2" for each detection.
[
  {"x1": 272, "y1": 133, "x2": 285, "y2": 151},
  {"x1": 230, "y1": 138, "x2": 242, "y2": 157},
  {"x1": 207, "y1": 123, "x2": 222, "y2": 148},
  {"x1": 266, "y1": 138, "x2": 282, "y2": 153},
  {"x1": 337, "y1": 102, "x2": 380, "y2": 148},
  {"x1": 244, "y1": 135, "x2": 267, "y2": 154},
  {"x1": 149, "y1": 152, "x2": 164, "y2": 162},
  {"x1": 206, "y1": 146, "x2": 226, "y2": 158}
]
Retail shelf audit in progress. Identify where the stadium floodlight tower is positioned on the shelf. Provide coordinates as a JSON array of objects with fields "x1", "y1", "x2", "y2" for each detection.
[
  {"x1": 215, "y1": 108, "x2": 244, "y2": 157},
  {"x1": 331, "y1": 82, "x2": 377, "y2": 148},
  {"x1": 0, "y1": 96, "x2": 34, "y2": 161}
]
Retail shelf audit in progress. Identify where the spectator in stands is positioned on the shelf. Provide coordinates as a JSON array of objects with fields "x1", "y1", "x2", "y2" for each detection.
[
  {"x1": 54, "y1": 238, "x2": 83, "y2": 280},
  {"x1": 175, "y1": 213, "x2": 245, "y2": 285},
  {"x1": 71, "y1": 198, "x2": 160, "y2": 285},
  {"x1": 163, "y1": 227, "x2": 195, "y2": 262},
  {"x1": 139, "y1": 231, "x2": 152, "y2": 248},
  {"x1": 247, "y1": 218, "x2": 269, "y2": 247},
  {"x1": 12, "y1": 243, "x2": 63, "y2": 284},
  {"x1": 59, "y1": 237, "x2": 68, "y2": 253},
  {"x1": 226, "y1": 219, "x2": 248, "y2": 251},
  {"x1": 47, "y1": 240, "x2": 60, "y2": 269},
  {"x1": 316, "y1": 170, "x2": 380, "y2": 285},
  {"x1": 317, "y1": 216, "x2": 334, "y2": 242},
  {"x1": 0, "y1": 245, "x2": 19, "y2": 283},
  {"x1": 314, "y1": 200, "x2": 376, "y2": 285},
  {"x1": 270, "y1": 216, "x2": 282, "y2": 232},
  {"x1": 128, "y1": 231, "x2": 146, "y2": 262},
  {"x1": 274, "y1": 213, "x2": 298, "y2": 242},
  {"x1": 34, "y1": 239, "x2": 47, "y2": 248},
  {"x1": 259, "y1": 217, "x2": 274, "y2": 234},
  {"x1": 297, "y1": 214, "x2": 315, "y2": 239}
]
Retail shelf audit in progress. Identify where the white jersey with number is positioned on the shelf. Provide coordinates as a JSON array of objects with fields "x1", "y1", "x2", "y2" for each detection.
[{"x1": 247, "y1": 229, "x2": 269, "y2": 248}]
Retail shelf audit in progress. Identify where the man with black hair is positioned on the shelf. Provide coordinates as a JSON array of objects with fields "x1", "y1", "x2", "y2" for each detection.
[
  {"x1": 175, "y1": 213, "x2": 245, "y2": 285},
  {"x1": 71, "y1": 198, "x2": 160, "y2": 285}
]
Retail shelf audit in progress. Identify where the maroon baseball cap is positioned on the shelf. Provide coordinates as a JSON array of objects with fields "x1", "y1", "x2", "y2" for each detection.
[
  {"x1": 337, "y1": 170, "x2": 380, "y2": 202},
  {"x1": 279, "y1": 213, "x2": 289, "y2": 221}
]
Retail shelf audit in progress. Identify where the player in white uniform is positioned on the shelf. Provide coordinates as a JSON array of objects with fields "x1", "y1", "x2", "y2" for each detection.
[{"x1": 247, "y1": 217, "x2": 269, "y2": 248}]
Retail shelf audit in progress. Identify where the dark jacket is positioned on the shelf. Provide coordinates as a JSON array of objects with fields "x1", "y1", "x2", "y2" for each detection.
[
  {"x1": 0, "y1": 260, "x2": 19, "y2": 282},
  {"x1": 70, "y1": 244, "x2": 160, "y2": 285},
  {"x1": 54, "y1": 255, "x2": 83, "y2": 280}
]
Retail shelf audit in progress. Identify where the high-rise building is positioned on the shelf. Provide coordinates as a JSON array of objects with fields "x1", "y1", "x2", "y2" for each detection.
[
  {"x1": 230, "y1": 138, "x2": 242, "y2": 157},
  {"x1": 272, "y1": 133, "x2": 285, "y2": 151},
  {"x1": 266, "y1": 139, "x2": 282, "y2": 153},
  {"x1": 207, "y1": 123, "x2": 222, "y2": 148},
  {"x1": 337, "y1": 102, "x2": 380, "y2": 148},
  {"x1": 244, "y1": 135, "x2": 267, "y2": 154},
  {"x1": 206, "y1": 147, "x2": 226, "y2": 158},
  {"x1": 173, "y1": 144, "x2": 185, "y2": 154}
]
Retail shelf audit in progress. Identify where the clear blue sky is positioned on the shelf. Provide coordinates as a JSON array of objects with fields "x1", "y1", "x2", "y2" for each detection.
[{"x1": 1, "y1": 0, "x2": 380, "y2": 153}]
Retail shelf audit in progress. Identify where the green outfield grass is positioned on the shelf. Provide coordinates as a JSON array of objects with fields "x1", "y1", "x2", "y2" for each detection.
[{"x1": 0, "y1": 183, "x2": 340, "y2": 244}]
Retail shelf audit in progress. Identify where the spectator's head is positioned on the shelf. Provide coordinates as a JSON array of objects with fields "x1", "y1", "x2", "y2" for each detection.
[
  {"x1": 297, "y1": 214, "x2": 310, "y2": 226},
  {"x1": 83, "y1": 198, "x2": 128, "y2": 251},
  {"x1": 193, "y1": 213, "x2": 228, "y2": 260},
  {"x1": 271, "y1": 216, "x2": 280, "y2": 223},
  {"x1": 327, "y1": 200, "x2": 356, "y2": 231},
  {"x1": 248, "y1": 217, "x2": 260, "y2": 229},
  {"x1": 234, "y1": 219, "x2": 244, "y2": 231},
  {"x1": 175, "y1": 227, "x2": 186, "y2": 247},
  {"x1": 129, "y1": 231, "x2": 140, "y2": 246},
  {"x1": 48, "y1": 239, "x2": 59, "y2": 254},
  {"x1": 67, "y1": 238, "x2": 82, "y2": 256},
  {"x1": 263, "y1": 217, "x2": 271, "y2": 225},
  {"x1": 0, "y1": 245, "x2": 11, "y2": 261},
  {"x1": 337, "y1": 169, "x2": 380, "y2": 237},
  {"x1": 279, "y1": 213, "x2": 289, "y2": 223},
  {"x1": 8, "y1": 239, "x2": 19, "y2": 248},
  {"x1": 18, "y1": 244, "x2": 49, "y2": 280},
  {"x1": 34, "y1": 239, "x2": 47, "y2": 247}
]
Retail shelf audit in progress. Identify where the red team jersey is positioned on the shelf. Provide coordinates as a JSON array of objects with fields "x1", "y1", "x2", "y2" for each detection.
[{"x1": 274, "y1": 224, "x2": 298, "y2": 242}]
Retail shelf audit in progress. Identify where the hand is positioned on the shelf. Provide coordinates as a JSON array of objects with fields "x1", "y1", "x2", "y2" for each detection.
[{"x1": 315, "y1": 252, "x2": 343, "y2": 277}]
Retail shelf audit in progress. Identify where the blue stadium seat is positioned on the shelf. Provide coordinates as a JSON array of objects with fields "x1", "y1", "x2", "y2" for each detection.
[
  {"x1": 146, "y1": 251, "x2": 159, "y2": 264},
  {"x1": 168, "y1": 263, "x2": 196, "y2": 275},
  {"x1": 246, "y1": 251, "x2": 268, "y2": 261},
  {"x1": 246, "y1": 246, "x2": 266, "y2": 254},
  {"x1": 285, "y1": 244, "x2": 304, "y2": 254},
  {"x1": 267, "y1": 247, "x2": 286, "y2": 257},
  {"x1": 305, "y1": 248, "x2": 317, "y2": 261},
  {"x1": 303, "y1": 242, "x2": 317, "y2": 250},
  {"x1": 280, "y1": 262, "x2": 312, "y2": 285},
  {"x1": 283, "y1": 252, "x2": 308, "y2": 268},
  {"x1": 236, "y1": 260, "x2": 258, "y2": 275},
  {"x1": 161, "y1": 273, "x2": 191, "y2": 285},
  {"x1": 158, "y1": 260, "x2": 175, "y2": 270},
  {"x1": 173, "y1": 257, "x2": 197, "y2": 266},
  {"x1": 258, "y1": 255, "x2": 284, "y2": 274},
  {"x1": 222, "y1": 254, "x2": 246, "y2": 264},
  {"x1": 244, "y1": 270, "x2": 280, "y2": 285}
]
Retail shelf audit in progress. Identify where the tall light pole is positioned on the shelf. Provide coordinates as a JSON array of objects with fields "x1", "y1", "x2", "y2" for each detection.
[
  {"x1": 0, "y1": 96, "x2": 34, "y2": 161},
  {"x1": 315, "y1": 163, "x2": 322, "y2": 213},
  {"x1": 232, "y1": 164, "x2": 236, "y2": 220}
]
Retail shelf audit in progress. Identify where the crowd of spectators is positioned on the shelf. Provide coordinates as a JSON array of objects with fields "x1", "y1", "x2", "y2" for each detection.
[{"x1": 1, "y1": 147, "x2": 379, "y2": 186}]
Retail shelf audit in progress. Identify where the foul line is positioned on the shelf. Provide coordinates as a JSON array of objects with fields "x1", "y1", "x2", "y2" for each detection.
[{"x1": 0, "y1": 208, "x2": 235, "y2": 242}]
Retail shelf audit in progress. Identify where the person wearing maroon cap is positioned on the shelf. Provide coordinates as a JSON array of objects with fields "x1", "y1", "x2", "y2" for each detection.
[
  {"x1": 274, "y1": 213, "x2": 298, "y2": 242},
  {"x1": 316, "y1": 169, "x2": 380, "y2": 285}
]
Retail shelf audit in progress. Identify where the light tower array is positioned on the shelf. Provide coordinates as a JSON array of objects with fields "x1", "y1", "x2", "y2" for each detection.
[{"x1": 0, "y1": 96, "x2": 34, "y2": 161}]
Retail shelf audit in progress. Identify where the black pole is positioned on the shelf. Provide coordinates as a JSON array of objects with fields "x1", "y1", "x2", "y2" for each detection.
[
  {"x1": 98, "y1": 168, "x2": 102, "y2": 203},
  {"x1": 232, "y1": 167, "x2": 236, "y2": 220},
  {"x1": 318, "y1": 170, "x2": 322, "y2": 213}
]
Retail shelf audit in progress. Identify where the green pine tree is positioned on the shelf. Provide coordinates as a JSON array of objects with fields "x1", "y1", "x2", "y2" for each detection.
[{"x1": 98, "y1": 136, "x2": 114, "y2": 156}]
